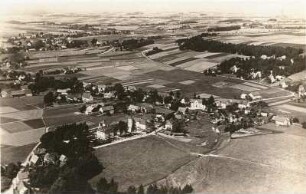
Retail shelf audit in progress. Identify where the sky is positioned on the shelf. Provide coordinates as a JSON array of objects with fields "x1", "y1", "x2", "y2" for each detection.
[{"x1": 0, "y1": 0, "x2": 305, "y2": 18}]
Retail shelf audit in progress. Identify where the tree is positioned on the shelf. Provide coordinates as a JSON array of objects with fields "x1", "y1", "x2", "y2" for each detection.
[
  {"x1": 44, "y1": 92, "x2": 55, "y2": 106},
  {"x1": 40, "y1": 132, "x2": 55, "y2": 151},
  {"x1": 114, "y1": 83, "x2": 126, "y2": 100},
  {"x1": 182, "y1": 184, "x2": 193, "y2": 194},
  {"x1": 3, "y1": 162, "x2": 21, "y2": 179},
  {"x1": 79, "y1": 105, "x2": 86, "y2": 113},
  {"x1": 127, "y1": 186, "x2": 137, "y2": 194},
  {"x1": 91, "y1": 38, "x2": 98, "y2": 46},
  {"x1": 292, "y1": 117, "x2": 299, "y2": 123},
  {"x1": 118, "y1": 121, "x2": 128, "y2": 135},
  {"x1": 131, "y1": 119, "x2": 136, "y2": 132},
  {"x1": 172, "y1": 119, "x2": 186, "y2": 133},
  {"x1": 33, "y1": 39, "x2": 45, "y2": 50},
  {"x1": 302, "y1": 122, "x2": 306, "y2": 129},
  {"x1": 137, "y1": 184, "x2": 145, "y2": 194}
]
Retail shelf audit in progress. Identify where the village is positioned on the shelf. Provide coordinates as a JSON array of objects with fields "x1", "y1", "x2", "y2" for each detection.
[{"x1": 1, "y1": 7, "x2": 306, "y2": 194}]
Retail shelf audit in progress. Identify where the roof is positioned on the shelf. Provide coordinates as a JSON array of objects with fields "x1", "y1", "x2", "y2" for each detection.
[
  {"x1": 101, "y1": 105, "x2": 114, "y2": 111},
  {"x1": 57, "y1": 88, "x2": 70, "y2": 93},
  {"x1": 30, "y1": 154, "x2": 39, "y2": 164},
  {"x1": 155, "y1": 106, "x2": 174, "y2": 115},
  {"x1": 17, "y1": 170, "x2": 29, "y2": 180},
  {"x1": 137, "y1": 103, "x2": 154, "y2": 109},
  {"x1": 190, "y1": 99, "x2": 202, "y2": 103},
  {"x1": 11, "y1": 90, "x2": 25, "y2": 96},
  {"x1": 82, "y1": 92, "x2": 93, "y2": 99},
  {"x1": 272, "y1": 116, "x2": 289, "y2": 123}
]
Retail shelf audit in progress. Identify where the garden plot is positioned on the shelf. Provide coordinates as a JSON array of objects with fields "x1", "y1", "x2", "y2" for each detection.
[
  {"x1": 207, "y1": 54, "x2": 249, "y2": 63},
  {"x1": 0, "y1": 106, "x2": 19, "y2": 114},
  {"x1": 230, "y1": 84, "x2": 260, "y2": 92},
  {"x1": 147, "y1": 84, "x2": 166, "y2": 89},
  {"x1": 179, "y1": 80, "x2": 196, "y2": 85},
  {"x1": 1, "y1": 127, "x2": 45, "y2": 146},
  {"x1": 149, "y1": 49, "x2": 182, "y2": 60},
  {"x1": 194, "y1": 52, "x2": 222, "y2": 59},
  {"x1": 116, "y1": 65, "x2": 138, "y2": 71},
  {"x1": 205, "y1": 53, "x2": 229, "y2": 59},
  {"x1": 177, "y1": 58, "x2": 218, "y2": 72},
  {"x1": 183, "y1": 61, "x2": 218, "y2": 72},
  {"x1": 212, "y1": 81, "x2": 231, "y2": 88},
  {"x1": 243, "y1": 82, "x2": 268, "y2": 90},
  {"x1": 1, "y1": 109, "x2": 43, "y2": 121},
  {"x1": 168, "y1": 57, "x2": 197, "y2": 67},
  {"x1": 122, "y1": 78, "x2": 155, "y2": 86},
  {"x1": 1, "y1": 122, "x2": 33, "y2": 133},
  {"x1": 0, "y1": 117, "x2": 19, "y2": 124},
  {"x1": 159, "y1": 43, "x2": 179, "y2": 51},
  {"x1": 164, "y1": 56, "x2": 191, "y2": 65}
]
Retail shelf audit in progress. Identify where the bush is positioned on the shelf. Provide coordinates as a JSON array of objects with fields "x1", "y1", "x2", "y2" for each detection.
[
  {"x1": 292, "y1": 117, "x2": 299, "y2": 123},
  {"x1": 302, "y1": 122, "x2": 306, "y2": 129}
]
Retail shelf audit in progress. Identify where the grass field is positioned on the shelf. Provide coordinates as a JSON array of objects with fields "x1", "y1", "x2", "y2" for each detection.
[
  {"x1": 156, "y1": 127, "x2": 306, "y2": 193},
  {"x1": 90, "y1": 135, "x2": 196, "y2": 190},
  {"x1": 1, "y1": 143, "x2": 37, "y2": 164}
]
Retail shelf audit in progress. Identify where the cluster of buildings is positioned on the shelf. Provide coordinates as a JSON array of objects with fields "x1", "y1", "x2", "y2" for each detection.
[{"x1": 11, "y1": 146, "x2": 68, "y2": 194}]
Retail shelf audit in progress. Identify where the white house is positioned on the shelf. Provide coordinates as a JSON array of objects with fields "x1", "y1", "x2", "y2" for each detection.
[
  {"x1": 298, "y1": 85, "x2": 305, "y2": 98},
  {"x1": 99, "y1": 105, "x2": 114, "y2": 115},
  {"x1": 57, "y1": 88, "x2": 70, "y2": 95},
  {"x1": 85, "y1": 105, "x2": 95, "y2": 115},
  {"x1": 96, "y1": 122, "x2": 107, "y2": 140},
  {"x1": 248, "y1": 92, "x2": 262, "y2": 100},
  {"x1": 238, "y1": 102, "x2": 250, "y2": 109},
  {"x1": 272, "y1": 116, "x2": 291, "y2": 126},
  {"x1": 216, "y1": 100, "x2": 227, "y2": 109},
  {"x1": 240, "y1": 93, "x2": 247, "y2": 99},
  {"x1": 164, "y1": 120, "x2": 173, "y2": 130},
  {"x1": 178, "y1": 107, "x2": 188, "y2": 114},
  {"x1": 189, "y1": 99, "x2": 206, "y2": 110},
  {"x1": 134, "y1": 117, "x2": 146, "y2": 131},
  {"x1": 128, "y1": 104, "x2": 140, "y2": 112}
]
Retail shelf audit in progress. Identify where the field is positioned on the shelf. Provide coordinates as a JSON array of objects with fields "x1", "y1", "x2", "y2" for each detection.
[
  {"x1": 156, "y1": 127, "x2": 306, "y2": 193},
  {"x1": 270, "y1": 103, "x2": 306, "y2": 123},
  {"x1": 121, "y1": 69, "x2": 290, "y2": 100},
  {"x1": 1, "y1": 143, "x2": 37, "y2": 164},
  {"x1": 90, "y1": 135, "x2": 196, "y2": 190},
  {"x1": 147, "y1": 43, "x2": 248, "y2": 73},
  {"x1": 213, "y1": 33, "x2": 306, "y2": 49},
  {"x1": 0, "y1": 96, "x2": 45, "y2": 150}
]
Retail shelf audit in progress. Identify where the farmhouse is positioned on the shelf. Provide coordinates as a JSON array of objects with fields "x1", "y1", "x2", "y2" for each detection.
[
  {"x1": 11, "y1": 89, "x2": 32, "y2": 97},
  {"x1": 134, "y1": 117, "x2": 147, "y2": 131},
  {"x1": 82, "y1": 92, "x2": 94, "y2": 102},
  {"x1": 272, "y1": 116, "x2": 291, "y2": 126},
  {"x1": 99, "y1": 105, "x2": 114, "y2": 115},
  {"x1": 104, "y1": 92, "x2": 115, "y2": 99},
  {"x1": 128, "y1": 104, "x2": 140, "y2": 112},
  {"x1": 248, "y1": 92, "x2": 262, "y2": 100},
  {"x1": 189, "y1": 99, "x2": 206, "y2": 110},
  {"x1": 164, "y1": 120, "x2": 173, "y2": 130},
  {"x1": 178, "y1": 107, "x2": 188, "y2": 114},
  {"x1": 57, "y1": 88, "x2": 70, "y2": 95}
]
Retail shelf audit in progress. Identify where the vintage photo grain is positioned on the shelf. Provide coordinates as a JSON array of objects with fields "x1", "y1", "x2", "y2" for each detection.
[{"x1": 0, "y1": 0, "x2": 306, "y2": 193}]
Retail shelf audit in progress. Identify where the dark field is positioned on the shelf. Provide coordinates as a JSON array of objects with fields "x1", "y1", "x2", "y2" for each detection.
[
  {"x1": 90, "y1": 135, "x2": 195, "y2": 191},
  {"x1": 1, "y1": 143, "x2": 37, "y2": 164}
]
